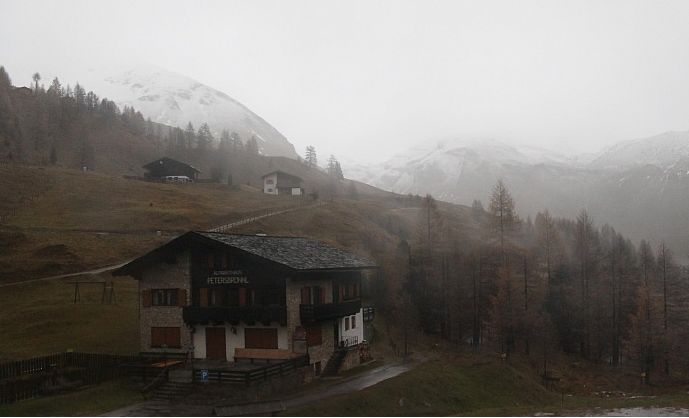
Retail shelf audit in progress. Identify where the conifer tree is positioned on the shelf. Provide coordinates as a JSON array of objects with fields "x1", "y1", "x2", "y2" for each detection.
[
  {"x1": 246, "y1": 135, "x2": 259, "y2": 154},
  {"x1": 32, "y1": 72, "x2": 41, "y2": 92},
  {"x1": 305, "y1": 145, "x2": 318, "y2": 168},
  {"x1": 184, "y1": 122, "x2": 195, "y2": 149},
  {"x1": 196, "y1": 123, "x2": 213, "y2": 151}
]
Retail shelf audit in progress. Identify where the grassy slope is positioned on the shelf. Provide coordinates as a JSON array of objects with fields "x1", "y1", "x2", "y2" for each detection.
[
  {"x1": 0, "y1": 274, "x2": 138, "y2": 360},
  {"x1": 0, "y1": 165, "x2": 469, "y2": 360},
  {"x1": 288, "y1": 357, "x2": 559, "y2": 416},
  {"x1": 287, "y1": 354, "x2": 689, "y2": 417},
  {"x1": 0, "y1": 164, "x2": 300, "y2": 281},
  {"x1": 0, "y1": 380, "x2": 143, "y2": 416}
]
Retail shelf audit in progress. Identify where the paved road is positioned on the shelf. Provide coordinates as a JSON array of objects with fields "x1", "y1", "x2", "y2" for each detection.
[
  {"x1": 105, "y1": 360, "x2": 416, "y2": 417},
  {"x1": 282, "y1": 361, "x2": 414, "y2": 410},
  {"x1": 548, "y1": 407, "x2": 689, "y2": 417}
]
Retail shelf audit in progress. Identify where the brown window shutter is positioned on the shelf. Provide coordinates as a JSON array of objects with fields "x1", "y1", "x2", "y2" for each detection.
[
  {"x1": 142, "y1": 289, "x2": 152, "y2": 307},
  {"x1": 239, "y1": 288, "x2": 247, "y2": 306},
  {"x1": 306, "y1": 325, "x2": 322, "y2": 346},
  {"x1": 199, "y1": 288, "x2": 209, "y2": 307},
  {"x1": 178, "y1": 289, "x2": 187, "y2": 307},
  {"x1": 319, "y1": 287, "x2": 325, "y2": 304},
  {"x1": 300, "y1": 287, "x2": 310, "y2": 304},
  {"x1": 167, "y1": 327, "x2": 181, "y2": 348},
  {"x1": 151, "y1": 327, "x2": 163, "y2": 347}
]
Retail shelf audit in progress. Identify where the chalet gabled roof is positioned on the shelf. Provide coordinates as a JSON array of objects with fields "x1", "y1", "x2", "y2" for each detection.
[
  {"x1": 142, "y1": 157, "x2": 201, "y2": 173},
  {"x1": 113, "y1": 231, "x2": 377, "y2": 278},
  {"x1": 261, "y1": 170, "x2": 303, "y2": 182},
  {"x1": 196, "y1": 232, "x2": 376, "y2": 270}
]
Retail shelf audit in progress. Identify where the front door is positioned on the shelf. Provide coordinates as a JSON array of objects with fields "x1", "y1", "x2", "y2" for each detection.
[{"x1": 205, "y1": 327, "x2": 226, "y2": 360}]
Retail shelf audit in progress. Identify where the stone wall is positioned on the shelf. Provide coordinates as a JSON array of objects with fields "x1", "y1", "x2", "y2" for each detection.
[
  {"x1": 139, "y1": 250, "x2": 192, "y2": 354},
  {"x1": 339, "y1": 345, "x2": 363, "y2": 372},
  {"x1": 284, "y1": 277, "x2": 333, "y2": 348},
  {"x1": 306, "y1": 321, "x2": 335, "y2": 372},
  {"x1": 284, "y1": 277, "x2": 338, "y2": 371}
]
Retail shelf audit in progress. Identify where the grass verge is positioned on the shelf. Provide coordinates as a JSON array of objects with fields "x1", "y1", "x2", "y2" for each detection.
[{"x1": 0, "y1": 380, "x2": 143, "y2": 417}]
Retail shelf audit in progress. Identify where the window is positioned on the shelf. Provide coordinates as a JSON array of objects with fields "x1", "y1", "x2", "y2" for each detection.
[
  {"x1": 345, "y1": 317, "x2": 350, "y2": 331},
  {"x1": 228, "y1": 288, "x2": 239, "y2": 306},
  {"x1": 301, "y1": 287, "x2": 310, "y2": 304},
  {"x1": 267, "y1": 188, "x2": 274, "y2": 193},
  {"x1": 351, "y1": 315, "x2": 356, "y2": 329},
  {"x1": 301, "y1": 286, "x2": 324, "y2": 305},
  {"x1": 266, "y1": 179, "x2": 274, "y2": 185},
  {"x1": 152, "y1": 289, "x2": 178, "y2": 306},
  {"x1": 245, "y1": 328, "x2": 279, "y2": 349},
  {"x1": 209, "y1": 288, "x2": 226, "y2": 307},
  {"x1": 305, "y1": 325, "x2": 322, "y2": 346},
  {"x1": 151, "y1": 327, "x2": 181, "y2": 348}
]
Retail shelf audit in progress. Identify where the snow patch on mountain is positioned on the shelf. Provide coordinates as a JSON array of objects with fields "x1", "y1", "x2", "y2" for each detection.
[
  {"x1": 590, "y1": 131, "x2": 689, "y2": 169},
  {"x1": 64, "y1": 62, "x2": 297, "y2": 158}
]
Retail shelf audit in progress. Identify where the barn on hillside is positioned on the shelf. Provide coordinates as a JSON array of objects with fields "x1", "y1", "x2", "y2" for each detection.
[{"x1": 143, "y1": 157, "x2": 200, "y2": 181}]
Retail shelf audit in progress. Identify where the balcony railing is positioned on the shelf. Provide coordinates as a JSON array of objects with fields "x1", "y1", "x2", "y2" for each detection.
[
  {"x1": 300, "y1": 299, "x2": 361, "y2": 323},
  {"x1": 183, "y1": 305, "x2": 287, "y2": 326}
]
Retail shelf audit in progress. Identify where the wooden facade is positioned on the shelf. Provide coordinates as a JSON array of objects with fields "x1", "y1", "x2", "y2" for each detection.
[
  {"x1": 142, "y1": 157, "x2": 200, "y2": 181},
  {"x1": 113, "y1": 232, "x2": 376, "y2": 373}
]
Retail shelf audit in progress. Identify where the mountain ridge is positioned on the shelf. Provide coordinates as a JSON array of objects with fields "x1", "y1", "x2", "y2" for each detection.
[{"x1": 44, "y1": 62, "x2": 298, "y2": 159}]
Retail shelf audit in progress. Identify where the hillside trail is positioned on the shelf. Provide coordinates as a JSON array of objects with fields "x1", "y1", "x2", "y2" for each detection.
[{"x1": 0, "y1": 201, "x2": 324, "y2": 288}]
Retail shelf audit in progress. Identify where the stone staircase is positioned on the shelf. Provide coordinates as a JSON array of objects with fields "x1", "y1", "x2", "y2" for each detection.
[
  {"x1": 321, "y1": 349, "x2": 347, "y2": 376},
  {"x1": 151, "y1": 369, "x2": 193, "y2": 401}
]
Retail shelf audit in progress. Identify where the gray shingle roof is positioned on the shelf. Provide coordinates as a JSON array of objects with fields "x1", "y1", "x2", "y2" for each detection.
[{"x1": 197, "y1": 232, "x2": 377, "y2": 271}]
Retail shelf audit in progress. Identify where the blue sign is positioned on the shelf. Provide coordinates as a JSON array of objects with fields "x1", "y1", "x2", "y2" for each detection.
[{"x1": 200, "y1": 369, "x2": 209, "y2": 383}]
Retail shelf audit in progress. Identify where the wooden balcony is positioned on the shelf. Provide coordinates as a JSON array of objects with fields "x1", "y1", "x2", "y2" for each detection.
[
  {"x1": 183, "y1": 305, "x2": 287, "y2": 326},
  {"x1": 300, "y1": 299, "x2": 361, "y2": 323}
]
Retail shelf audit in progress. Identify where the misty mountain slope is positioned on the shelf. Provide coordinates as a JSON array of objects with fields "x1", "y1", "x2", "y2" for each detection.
[
  {"x1": 347, "y1": 135, "x2": 689, "y2": 260},
  {"x1": 79, "y1": 63, "x2": 297, "y2": 158},
  {"x1": 591, "y1": 131, "x2": 689, "y2": 169}
]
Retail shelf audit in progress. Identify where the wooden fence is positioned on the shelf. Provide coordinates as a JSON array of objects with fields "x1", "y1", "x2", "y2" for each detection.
[
  {"x1": 0, "y1": 352, "x2": 160, "y2": 405},
  {"x1": 193, "y1": 355, "x2": 308, "y2": 386}
]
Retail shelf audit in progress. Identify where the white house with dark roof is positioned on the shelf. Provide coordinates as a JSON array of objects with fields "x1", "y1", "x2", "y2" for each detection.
[
  {"x1": 113, "y1": 231, "x2": 376, "y2": 376},
  {"x1": 261, "y1": 170, "x2": 304, "y2": 196}
]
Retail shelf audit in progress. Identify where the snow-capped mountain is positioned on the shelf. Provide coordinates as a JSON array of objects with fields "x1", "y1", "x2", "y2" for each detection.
[
  {"x1": 73, "y1": 62, "x2": 297, "y2": 158},
  {"x1": 590, "y1": 131, "x2": 689, "y2": 169},
  {"x1": 346, "y1": 137, "x2": 577, "y2": 202},
  {"x1": 345, "y1": 133, "x2": 689, "y2": 261}
]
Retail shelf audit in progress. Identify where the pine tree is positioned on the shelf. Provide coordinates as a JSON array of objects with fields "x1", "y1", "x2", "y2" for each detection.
[
  {"x1": 489, "y1": 180, "x2": 519, "y2": 262},
  {"x1": 219, "y1": 130, "x2": 231, "y2": 153},
  {"x1": 230, "y1": 131, "x2": 243, "y2": 152},
  {"x1": 74, "y1": 83, "x2": 86, "y2": 111},
  {"x1": 488, "y1": 180, "x2": 519, "y2": 357},
  {"x1": 32, "y1": 72, "x2": 41, "y2": 92},
  {"x1": 0, "y1": 67, "x2": 11, "y2": 90},
  {"x1": 184, "y1": 122, "x2": 195, "y2": 149},
  {"x1": 305, "y1": 146, "x2": 318, "y2": 168},
  {"x1": 196, "y1": 123, "x2": 213, "y2": 151},
  {"x1": 327, "y1": 155, "x2": 338, "y2": 176},
  {"x1": 47, "y1": 77, "x2": 63, "y2": 97},
  {"x1": 246, "y1": 135, "x2": 259, "y2": 154}
]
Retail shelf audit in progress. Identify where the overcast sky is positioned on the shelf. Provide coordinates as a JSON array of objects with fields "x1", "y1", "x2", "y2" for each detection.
[{"x1": 2, "y1": 0, "x2": 689, "y2": 162}]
